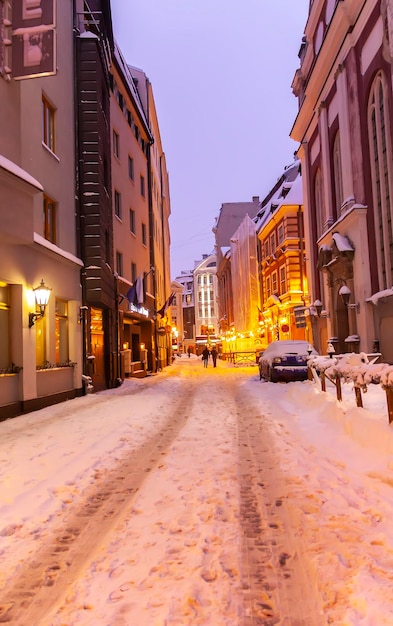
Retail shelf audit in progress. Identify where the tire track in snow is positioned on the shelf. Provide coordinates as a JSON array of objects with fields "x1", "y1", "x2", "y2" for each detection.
[
  {"x1": 236, "y1": 391, "x2": 326, "y2": 626},
  {"x1": 0, "y1": 382, "x2": 196, "y2": 625}
]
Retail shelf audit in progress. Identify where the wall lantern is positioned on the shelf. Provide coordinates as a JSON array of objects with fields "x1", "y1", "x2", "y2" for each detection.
[
  {"x1": 339, "y1": 285, "x2": 359, "y2": 312},
  {"x1": 29, "y1": 279, "x2": 51, "y2": 327},
  {"x1": 313, "y1": 299, "x2": 323, "y2": 317},
  {"x1": 327, "y1": 342, "x2": 336, "y2": 358}
]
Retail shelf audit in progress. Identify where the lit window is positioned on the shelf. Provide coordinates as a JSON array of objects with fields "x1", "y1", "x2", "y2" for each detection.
[
  {"x1": 55, "y1": 300, "x2": 69, "y2": 364},
  {"x1": 280, "y1": 266, "x2": 286, "y2": 294},
  {"x1": 0, "y1": 283, "x2": 10, "y2": 369},
  {"x1": 43, "y1": 195, "x2": 56, "y2": 243},
  {"x1": 42, "y1": 95, "x2": 55, "y2": 152}
]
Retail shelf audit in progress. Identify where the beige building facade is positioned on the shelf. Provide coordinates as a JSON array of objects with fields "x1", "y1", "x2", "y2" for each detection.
[{"x1": 0, "y1": 0, "x2": 83, "y2": 419}]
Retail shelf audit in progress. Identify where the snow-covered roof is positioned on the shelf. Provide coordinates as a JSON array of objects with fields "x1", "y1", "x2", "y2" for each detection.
[{"x1": 254, "y1": 160, "x2": 302, "y2": 231}]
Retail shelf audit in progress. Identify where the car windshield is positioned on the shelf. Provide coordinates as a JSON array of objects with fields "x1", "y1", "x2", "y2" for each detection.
[{"x1": 264, "y1": 341, "x2": 317, "y2": 358}]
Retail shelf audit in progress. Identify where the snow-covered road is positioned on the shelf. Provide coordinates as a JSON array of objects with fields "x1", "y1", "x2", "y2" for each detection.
[{"x1": 2, "y1": 355, "x2": 393, "y2": 624}]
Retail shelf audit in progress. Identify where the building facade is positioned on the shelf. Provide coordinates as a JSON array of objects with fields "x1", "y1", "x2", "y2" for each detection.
[
  {"x1": 291, "y1": 0, "x2": 393, "y2": 359},
  {"x1": 255, "y1": 160, "x2": 312, "y2": 347},
  {"x1": 0, "y1": 0, "x2": 83, "y2": 419},
  {"x1": 193, "y1": 254, "x2": 219, "y2": 353},
  {"x1": 0, "y1": 0, "x2": 172, "y2": 418}
]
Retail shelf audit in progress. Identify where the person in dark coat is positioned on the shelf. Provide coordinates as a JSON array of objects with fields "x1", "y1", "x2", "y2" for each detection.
[
  {"x1": 202, "y1": 346, "x2": 209, "y2": 368},
  {"x1": 211, "y1": 347, "x2": 218, "y2": 367}
]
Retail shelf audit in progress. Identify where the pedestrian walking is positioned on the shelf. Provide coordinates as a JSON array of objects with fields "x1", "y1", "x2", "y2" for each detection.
[
  {"x1": 211, "y1": 347, "x2": 218, "y2": 367},
  {"x1": 202, "y1": 346, "x2": 209, "y2": 368}
]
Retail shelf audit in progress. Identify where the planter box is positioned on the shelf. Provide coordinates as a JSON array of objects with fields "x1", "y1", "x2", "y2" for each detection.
[
  {"x1": 0, "y1": 374, "x2": 19, "y2": 405},
  {"x1": 36, "y1": 367, "x2": 75, "y2": 397}
]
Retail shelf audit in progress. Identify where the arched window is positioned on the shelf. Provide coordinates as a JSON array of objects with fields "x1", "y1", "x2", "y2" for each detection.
[
  {"x1": 314, "y1": 168, "x2": 324, "y2": 238},
  {"x1": 332, "y1": 131, "x2": 343, "y2": 218},
  {"x1": 368, "y1": 71, "x2": 393, "y2": 289}
]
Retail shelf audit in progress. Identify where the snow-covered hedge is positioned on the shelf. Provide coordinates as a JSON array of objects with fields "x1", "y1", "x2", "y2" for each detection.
[{"x1": 308, "y1": 352, "x2": 393, "y2": 390}]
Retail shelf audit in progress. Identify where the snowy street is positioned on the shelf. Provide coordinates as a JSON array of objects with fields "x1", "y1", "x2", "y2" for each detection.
[{"x1": 2, "y1": 355, "x2": 393, "y2": 625}]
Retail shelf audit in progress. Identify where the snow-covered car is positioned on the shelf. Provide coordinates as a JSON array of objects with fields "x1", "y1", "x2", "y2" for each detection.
[{"x1": 258, "y1": 340, "x2": 318, "y2": 382}]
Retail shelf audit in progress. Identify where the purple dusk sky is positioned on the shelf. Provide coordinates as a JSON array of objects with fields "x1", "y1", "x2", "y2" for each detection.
[{"x1": 110, "y1": 1, "x2": 310, "y2": 279}]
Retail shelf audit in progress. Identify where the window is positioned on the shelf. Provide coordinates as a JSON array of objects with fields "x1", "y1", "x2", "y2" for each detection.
[
  {"x1": 0, "y1": 283, "x2": 10, "y2": 369},
  {"x1": 209, "y1": 275, "x2": 213, "y2": 284},
  {"x1": 270, "y1": 232, "x2": 276, "y2": 254},
  {"x1": 128, "y1": 155, "x2": 134, "y2": 180},
  {"x1": 198, "y1": 291, "x2": 202, "y2": 302},
  {"x1": 332, "y1": 131, "x2": 343, "y2": 216},
  {"x1": 280, "y1": 266, "x2": 286, "y2": 295},
  {"x1": 142, "y1": 222, "x2": 147, "y2": 246},
  {"x1": 266, "y1": 276, "x2": 271, "y2": 298},
  {"x1": 131, "y1": 262, "x2": 137, "y2": 284},
  {"x1": 129, "y1": 208, "x2": 135, "y2": 234},
  {"x1": 368, "y1": 71, "x2": 393, "y2": 289},
  {"x1": 314, "y1": 168, "x2": 324, "y2": 237},
  {"x1": 43, "y1": 195, "x2": 56, "y2": 243},
  {"x1": 272, "y1": 271, "x2": 278, "y2": 294},
  {"x1": 264, "y1": 240, "x2": 270, "y2": 258},
  {"x1": 35, "y1": 313, "x2": 47, "y2": 367},
  {"x1": 42, "y1": 95, "x2": 55, "y2": 152},
  {"x1": 140, "y1": 175, "x2": 145, "y2": 197},
  {"x1": 116, "y1": 251, "x2": 123, "y2": 276},
  {"x1": 278, "y1": 224, "x2": 284, "y2": 245},
  {"x1": 186, "y1": 294, "x2": 191, "y2": 305},
  {"x1": 114, "y1": 190, "x2": 122, "y2": 219},
  {"x1": 113, "y1": 129, "x2": 120, "y2": 158},
  {"x1": 55, "y1": 300, "x2": 69, "y2": 364}
]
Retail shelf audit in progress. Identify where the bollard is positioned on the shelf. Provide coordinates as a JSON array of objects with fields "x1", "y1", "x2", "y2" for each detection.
[
  {"x1": 386, "y1": 387, "x2": 393, "y2": 424},
  {"x1": 336, "y1": 375, "x2": 342, "y2": 401},
  {"x1": 354, "y1": 386, "x2": 363, "y2": 408}
]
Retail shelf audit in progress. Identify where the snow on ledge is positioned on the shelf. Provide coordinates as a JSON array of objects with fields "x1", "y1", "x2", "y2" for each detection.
[
  {"x1": 33, "y1": 233, "x2": 84, "y2": 267},
  {"x1": 0, "y1": 154, "x2": 43, "y2": 191}
]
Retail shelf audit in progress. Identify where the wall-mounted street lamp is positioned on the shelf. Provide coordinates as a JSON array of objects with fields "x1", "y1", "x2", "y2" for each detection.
[
  {"x1": 339, "y1": 285, "x2": 359, "y2": 312},
  {"x1": 28, "y1": 279, "x2": 52, "y2": 327},
  {"x1": 327, "y1": 342, "x2": 336, "y2": 358}
]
